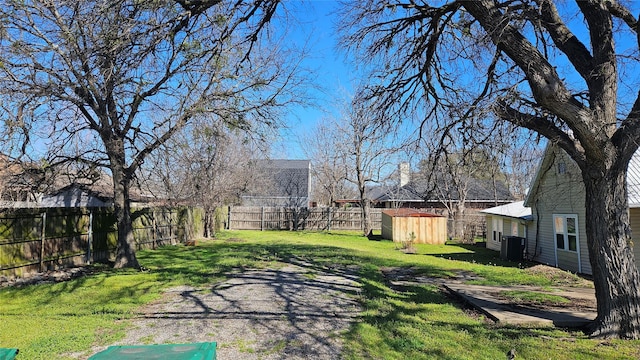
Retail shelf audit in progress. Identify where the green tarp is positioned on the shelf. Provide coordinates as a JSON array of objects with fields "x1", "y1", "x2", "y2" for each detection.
[
  {"x1": 0, "y1": 348, "x2": 18, "y2": 360},
  {"x1": 88, "y1": 342, "x2": 216, "y2": 360}
]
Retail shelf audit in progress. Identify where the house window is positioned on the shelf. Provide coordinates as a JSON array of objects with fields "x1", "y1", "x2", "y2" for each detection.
[
  {"x1": 492, "y1": 218, "x2": 503, "y2": 242},
  {"x1": 554, "y1": 214, "x2": 578, "y2": 251},
  {"x1": 558, "y1": 162, "x2": 567, "y2": 174},
  {"x1": 511, "y1": 222, "x2": 519, "y2": 236}
]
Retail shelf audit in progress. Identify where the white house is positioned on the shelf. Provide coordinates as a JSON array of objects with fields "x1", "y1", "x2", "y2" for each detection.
[{"x1": 480, "y1": 201, "x2": 532, "y2": 253}]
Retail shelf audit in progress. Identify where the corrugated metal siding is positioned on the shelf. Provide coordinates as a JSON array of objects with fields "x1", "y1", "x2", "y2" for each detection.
[
  {"x1": 628, "y1": 152, "x2": 640, "y2": 207},
  {"x1": 528, "y1": 149, "x2": 591, "y2": 274}
]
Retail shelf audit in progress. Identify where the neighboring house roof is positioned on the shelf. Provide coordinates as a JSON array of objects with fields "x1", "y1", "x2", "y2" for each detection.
[
  {"x1": 40, "y1": 183, "x2": 113, "y2": 208},
  {"x1": 419, "y1": 177, "x2": 513, "y2": 202},
  {"x1": 0, "y1": 154, "x2": 44, "y2": 202},
  {"x1": 480, "y1": 201, "x2": 532, "y2": 221},
  {"x1": 372, "y1": 185, "x2": 423, "y2": 203},
  {"x1": 371, "y1": 177, "x2": 513, "y2": 204},
  {"x1": 40, "y1": 182, "x2": 154, "y2": 208}
]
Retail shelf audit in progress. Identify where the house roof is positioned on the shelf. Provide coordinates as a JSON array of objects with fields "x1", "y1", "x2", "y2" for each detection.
[
  {"x1": 41, "y1": 183, "x2": 113, "y2": 208},
  {"x1": 480, "y1": 200, "x2": 532, "y2": 220},
  {"x1": 370, "y1": 176, "x2": 513, "y2": 203},
  {"x1": 372, "y1": 185, "x2": 423, "y2": 202}
]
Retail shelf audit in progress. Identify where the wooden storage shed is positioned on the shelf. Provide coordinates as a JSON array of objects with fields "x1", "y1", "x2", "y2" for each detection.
[{"x1": 381, "y1": 209, "x2": 447, "y2": 245}]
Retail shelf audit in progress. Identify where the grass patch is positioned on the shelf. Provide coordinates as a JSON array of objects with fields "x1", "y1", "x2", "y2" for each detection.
[{"x1": 1, "y1": 230, "x2": 638, "y2": 359}]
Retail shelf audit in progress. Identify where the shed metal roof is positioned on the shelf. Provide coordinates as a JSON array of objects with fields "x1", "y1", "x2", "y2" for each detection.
[
  {"x1": 382, "y1": 208, "x2": 444, "y2": 218},
  {"x1": 480, "y1": 200, "x2": 532, "y2": 220}
]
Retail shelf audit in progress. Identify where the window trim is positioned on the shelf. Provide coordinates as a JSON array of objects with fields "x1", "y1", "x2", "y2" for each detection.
[{"x1": 553, "y1": 214, "x2": 579, "y2": 253}]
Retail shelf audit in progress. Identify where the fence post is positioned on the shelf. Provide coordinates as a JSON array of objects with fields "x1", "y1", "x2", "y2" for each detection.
[
  {"x1": 260, "y1": 207, "x2": 264, "y2": 231},
  {"x1": 169, "y1": 209, "x2": 174, "y2": 245},
  {"x1": 39, "y1": 212, "x2": 46, "y2": 272},
  {"x1": 226, "y1": 206, "x2": 231, "y2": 230},
  {"x1": 293, "y1": 208, "x2": 298, "y2": 231},
  {"x1": 152, "y1": 209, "x2": 157, "y2": 250},
  {"x1": 87, "y1": 209, "x2": 93, "y2": 264},
  {"x1": 327, "y1": 207, "x2": 332, "y2": 231}
]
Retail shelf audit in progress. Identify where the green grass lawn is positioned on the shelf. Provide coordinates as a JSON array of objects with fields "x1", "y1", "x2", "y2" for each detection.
[{"x1": 1, "y1": 230, "x2": 639, "y2": 359}]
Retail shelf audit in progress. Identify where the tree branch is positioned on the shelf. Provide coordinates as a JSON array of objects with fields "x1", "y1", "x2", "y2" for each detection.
[
  {"x1": 605, "y1": 0, "x2": 640, "y2": 48},
  {"x1": 535, "y1": 0, "x2": 594, "y2": 81},
  {"x1": 494, "y1": 99, "x2": 585, "y2": 167},
  {"x1": 462, "y1": 0, "x2": 601, "y2": 155}
]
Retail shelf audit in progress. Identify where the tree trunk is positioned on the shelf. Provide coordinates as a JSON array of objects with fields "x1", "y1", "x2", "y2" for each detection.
[
  {"x1": 203, "y1": 207, "x2": 212, "y2": 238},
  {"x1": 112, "y1": 162, "x2": 140, "y2": 269},
  {"x1": 584, "y1": 166, "x2": 640, "y2": 338},
  {"x1": 361, "y1": 199, "x2": 371, "y2": 237},
  {"x1": 454, "y1": 201, "x2": 466, "y2": 242},
  {"x1": 203, "y1": 206, "x2": 218, "y2": 238}
]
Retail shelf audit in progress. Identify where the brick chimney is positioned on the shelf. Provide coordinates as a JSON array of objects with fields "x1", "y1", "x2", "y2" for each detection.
[{"x1": 399, "y1": 162, "x2": 410, "y2": 187}]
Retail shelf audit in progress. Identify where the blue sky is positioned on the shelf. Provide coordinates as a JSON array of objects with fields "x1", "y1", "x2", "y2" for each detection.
[
  {"x1": 271, "y1": 0, "x2": 355, "y2": 159},
  {"x1": 269, "y1": 1, "x2": 640, "y2": 162}
]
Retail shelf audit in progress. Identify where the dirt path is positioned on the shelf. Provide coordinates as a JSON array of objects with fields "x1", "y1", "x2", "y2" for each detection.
[{"x1": 104, "y1": 263, "x2": 362, "y2": 359}]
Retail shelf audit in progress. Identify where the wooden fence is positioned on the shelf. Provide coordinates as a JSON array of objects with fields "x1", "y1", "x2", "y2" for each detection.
[
  {"x1": 0, "y1": 206, "x2": 203, "y2": 277},
  {"x1": 227, "y1": 206, "x2": 382, "y2": 231}
]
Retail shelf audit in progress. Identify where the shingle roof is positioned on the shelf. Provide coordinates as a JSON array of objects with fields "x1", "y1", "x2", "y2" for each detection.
[
  {"x1": 372, "y1": 176, "x2": 513, "y2": 203},
  {"x1": 372, "y1": 185, "x2": 423, "y2": 202}
]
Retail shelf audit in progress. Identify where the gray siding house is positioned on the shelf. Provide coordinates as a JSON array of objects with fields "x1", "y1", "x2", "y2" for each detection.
[
  {"x1": 524, "y1": 144, "x2": 640, "y2": 275},
  {"x1": 241, "y1": 159, "x2": 311, "y2": 207}
]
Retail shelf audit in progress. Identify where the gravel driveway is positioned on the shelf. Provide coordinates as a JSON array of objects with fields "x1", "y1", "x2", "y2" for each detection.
[{"x1": 106, "y1": 261, "x2": 362, "y2": 359}]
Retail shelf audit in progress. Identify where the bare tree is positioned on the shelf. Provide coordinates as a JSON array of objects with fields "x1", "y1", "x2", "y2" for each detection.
[
  {"x1": 144, "y1": 118, "x2": 264, "y2": 238},
  {"x1": 339, "y1": 0, "x2": 640, "y2": 338},
  {"x1": 0, "y1": 0, "x2": 303, "y2": 268},
  {"x1": 335, "y1": 95, "x2": 399, "y2": 236},
  {"x1": 415, "y1": 140, "x2": 506, "y2": 241},
  {"x1": 499, "y1": 135, "x2": 545, "y2": 201},
  {"x1": 302, "y1": 120, "x2": 356, "y2": 206}
]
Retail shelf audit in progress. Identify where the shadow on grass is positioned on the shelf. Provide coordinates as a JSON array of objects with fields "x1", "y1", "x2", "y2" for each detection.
[
  {"x1": 345, "y1": 277, "x2": 571, "y2": 360},
  {"x1": 425, "y1": 243, "x2": 538, "y2": 269},
  {"x1": 140, "y1": 241, "x2": 455, "y2": 287},
  {"x1": 0, "y1": 265, "x2": 160, "y2": 317}
]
